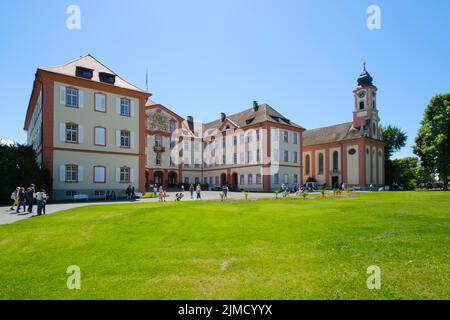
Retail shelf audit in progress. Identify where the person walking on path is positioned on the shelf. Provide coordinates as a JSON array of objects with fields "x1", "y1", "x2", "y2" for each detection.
[
  {"x1": 196, "y1": 184, "x2": 202, "y2": 200},
  {"x1": 16, "y1": 187, "x2": 26, "y2": 214},
  {"x1": 9, "y1": 187, "x2": 19, "y2": 211},
  {"x1": 131, "y1": 186, "x2": 136, "y2": 200},
  {"x1": 153, "y1": 185, "x2": 158, "y2": 196},
  {"x1": 222, "y1": 185, "x2": 229, "y2": 198},
  {"x1": 25, "y1": 184, "x2": 35, "y2": 213},
  {"x1": 189, "y1": 184, "x2": 195, "y2": 199},
  {"x1": 35, "y1": 189, "x2": 47, "y2": 216},
  {"x1": 126, "y1": 185, "x2": 132, "y2": 200},
  {"x1": 158, "y1": 186, "x2": 164, "y2": 202}
]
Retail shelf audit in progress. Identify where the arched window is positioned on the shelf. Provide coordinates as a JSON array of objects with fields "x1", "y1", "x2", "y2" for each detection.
[
  {"x1": 318, "y1": 153, "x2": 324, "y2": 175},
  {"x1": 305, "y1": 155, "x2": 311, "y2": 175},
  {"x1": 359, "y1": 101, "x2": 365, "y2": 110},
  {"x1": 155, "y1": 135, "x2": 162, "y2": 147},
  {"x1": 333, "y1": 151, "x2": 339, "y2": 171}
]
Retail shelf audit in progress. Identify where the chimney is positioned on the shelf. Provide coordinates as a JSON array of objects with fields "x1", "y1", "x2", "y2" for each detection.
[
  {"x1": 253, "y1": 101, "x2": 259, "y2": 111},
  {"x1": 221, "y1": 112, "x2": 226, "y2": 122},
  {"x1": 187, "y1": 116, "x2": 194, "y2": 131}
]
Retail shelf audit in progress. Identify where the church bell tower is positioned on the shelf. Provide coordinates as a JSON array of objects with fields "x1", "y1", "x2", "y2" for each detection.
[{"x1": 352, "y1": 63, "x2": 381, "y2": 140}]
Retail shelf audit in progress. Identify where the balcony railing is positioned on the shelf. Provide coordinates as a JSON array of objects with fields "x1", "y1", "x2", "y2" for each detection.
[{"x1": 153, "y1": 145, "x2": 165, "y2": 152}]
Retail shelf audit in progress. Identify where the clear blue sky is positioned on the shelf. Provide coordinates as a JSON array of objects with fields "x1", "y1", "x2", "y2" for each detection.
[{"x1": 1, "y1": 0, "x2": 449, "y2": 159}]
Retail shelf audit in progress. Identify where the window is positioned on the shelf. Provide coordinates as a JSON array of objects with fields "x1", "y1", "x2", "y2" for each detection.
[
  {"x1": 120, "y1": 167, "x2": 130, "y2": 183},
  {"x1": 155, "y1": 135, "x2": 162, "y2": 147},
  {"x1": 240, "y1": 175, "x2": 245, "y2": 185},
  {"x1": 256, "y1": 129, "x2": 261, "y2": 141},
  {"x1": 293, "y1": 174, "x2": 298, "y2": 184},
  {"x1": 349, "y1": 148, "x2": 357, "y2": 155},
  {"x1": 246, "y1": 131, "x2": 252, "y2": 143},
  {"x1": 359, "y1": 101, "x2": 365, "y2": 110},
  {"x1": 293, "y1": 151, "x2": 298, "y2": 163},
  {"x1": 233, "y1": 136, "x2": 238, "y2": 145},
  {"x1": 99, "y1": 72, "x2": 115, "y2": 84},
  {"x1": 215, "y1": 176, "x2": 219, "y2": 186},
  {"x1": 184, "y1": 177, "x2": 189, "y2": 184},
  {"x1": 95, "y1": 93, "x2": 106, "y2": 112},
  {"x1": 283, "y1": 131, "x2": 289, "y2": 143},
  {"x1": 94, "y1": 166, "x2": 106, "y2": 183},
  {"x1": 222, "y1": 155, "x2": 226, "y2": 165},
  {"x1": 194, "y1": 177, "x2": 199, "y2": 184},
  {"x1": 284, "y1": 174, "x2": 289, "y2": 184},
  {"x1": 66, "y1": 123, "x2": 78, "y2": 143},
  {"x1": 247, "y1": 151, "x2": 252, "y2": 163},
  {"x1": 293, "y1": 133, "x2": 298, "y2": 144},
  {"x1": 120, "y1": 130, "x2": 130, "y2": 147},
  {"x1": 66, "y1": 88, "x2": 78, "y2": 107},
  {"x1": 333, "y1": 151, "x2": 339, "y2": 171},
  {"x1": 257, "y1": 149, "x2": 261, "y2": 162},
  {"x1": 156, "y1": 154, "x2": 162, "y2": 166},
  {"x1": 305, "y1": 155, "x2": 311, "y2": 175},
  {"x1": 273, "y1": 149, "x2": 279, "y2": 161},
  {"x1": 169, "y1": 121, "x2": 176, "y2": 132},
  {"x1": 94, "y1": 127, "x2": 106, "y2": 146},
  {"x1": 66, "y1": 190, "x2": 77, "y2": 197},
  {"x1": 318, "y1": 153, "x2": 324, "y2": 175},
  {"x1": 284, "y1": 150, "x2": 289, "y2": 162},
  {"x1": 120, "y1": 98, "x2": 130, "y2": 116},
  {"x1": 256, "y1": 174, "x2": 262, "y2": 184},
  {"x1": 273, "y1": 173, "x2": 279, "y2": 184},
  {"x1": 222, "y1": 138, "x2": 226, "y2": 148},
  {"x1": 76, "y1": 66, "x2": 93, "y2": 79},
  {"x1": 65, "y1": 164, "x2": 78, "y2": 182},
  {"x1": 233, "y1": 153, "x2": 237, "y2": 164},
  {"x1": 372, "y1": 122, "x2": 377, "y2": 138},
  {"x1": 248, "y1": 174, "x2": 253, "y2": 184}
]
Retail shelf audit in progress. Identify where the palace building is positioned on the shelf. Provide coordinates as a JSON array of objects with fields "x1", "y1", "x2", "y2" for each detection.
[{"x1": 24, "y1": 55, "x2": 384, "y2": 199}]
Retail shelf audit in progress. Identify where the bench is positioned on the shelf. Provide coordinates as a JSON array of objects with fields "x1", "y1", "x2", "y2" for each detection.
[{"x1": 73, "y1": 194, "x2": 89, "y2": 202}]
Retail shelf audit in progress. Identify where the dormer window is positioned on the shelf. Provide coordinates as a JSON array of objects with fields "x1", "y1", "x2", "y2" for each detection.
[
  {"x1": 75, "y1": 67, "x2": 93, "y2": 79},
  {"x1": 99, "y1": 72, "x2": 116, "y2": 84}
]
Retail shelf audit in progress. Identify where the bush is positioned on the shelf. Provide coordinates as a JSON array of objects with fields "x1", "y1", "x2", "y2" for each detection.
[{"x1": 0, "y1": 143, "x2": 52, "y2": 204}]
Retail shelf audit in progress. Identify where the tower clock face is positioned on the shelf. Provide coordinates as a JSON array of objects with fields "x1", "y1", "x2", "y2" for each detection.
[{"x1": 358, "y1": 90, "x2": 366, "y2": 98}]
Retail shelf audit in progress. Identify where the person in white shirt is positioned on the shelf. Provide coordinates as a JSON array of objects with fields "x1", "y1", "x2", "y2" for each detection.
[{"x1": 35, "y1": 189, "x2": 47, "y2": 216}]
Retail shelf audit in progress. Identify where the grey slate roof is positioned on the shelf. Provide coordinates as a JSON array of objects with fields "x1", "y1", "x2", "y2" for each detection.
[
  {"x1": 302, "y1": 122, "x2": 365, "y2": 146},
  {"x1": 203, "y1": 103, "x2": 305, "y2": 132}
]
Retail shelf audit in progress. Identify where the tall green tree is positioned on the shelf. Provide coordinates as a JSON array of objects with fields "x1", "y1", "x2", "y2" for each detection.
[
  {"x1": 414, "y1": 94, "x2": 450, "y2": 190},
  {"x1": 0, "y1": 143, "x2": 52, "y2": 204},
  {"x1": 390, "y1": 157, "x2": 433, "y2": 190},
  {"x1": 380, "y1": 125, "x2": 408, "y2": 186}
]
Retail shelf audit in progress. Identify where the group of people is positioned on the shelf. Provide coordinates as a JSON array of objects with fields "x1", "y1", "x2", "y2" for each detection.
[
  {"x1": 188, "y1": 184, "x2": 203, "y2": 200},
  {"x1": 9, "y1": 184, "x2": 48, "y2": 216},
  {"x1": 125, "y1": 185, "x2": 137, "y2": 201}
]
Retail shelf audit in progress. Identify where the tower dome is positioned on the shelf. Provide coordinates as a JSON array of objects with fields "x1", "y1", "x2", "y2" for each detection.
[{"x1": 357, "y1": 62, "x2": 374, "y2": 87}]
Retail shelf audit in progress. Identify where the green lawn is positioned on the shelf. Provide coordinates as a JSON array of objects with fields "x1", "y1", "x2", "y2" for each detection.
[{"x1": 0, "y1": 192, "x2": 449, "y2": 300}]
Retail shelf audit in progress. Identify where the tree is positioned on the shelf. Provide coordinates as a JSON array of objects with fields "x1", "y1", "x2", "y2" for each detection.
[
  {"x1": 380, "y1": 125, "x2": 408, "y2": 186},
  {"x1": 390, "y1": 157, "x2": 433, "y2": 190},
  {"x1": 414, "y1": 94, "x2": 450, "y2": 190},
  {"x1": 0, "y1": 143, "x2": 52, "y2": 204}
]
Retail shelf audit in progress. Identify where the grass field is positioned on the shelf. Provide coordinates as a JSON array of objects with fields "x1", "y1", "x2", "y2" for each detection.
[{"x1": 0, "y1": 191, "x2": 448, "y2": 300}]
